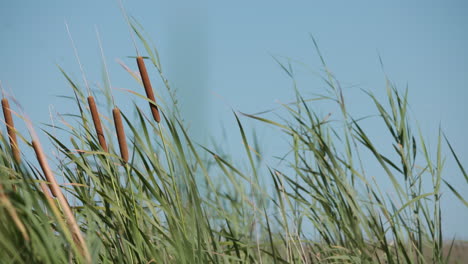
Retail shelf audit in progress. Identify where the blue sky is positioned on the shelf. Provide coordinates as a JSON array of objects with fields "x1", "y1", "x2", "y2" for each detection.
[{"x1": 1, "y1": 1, "x2": 467, "y2": 238}]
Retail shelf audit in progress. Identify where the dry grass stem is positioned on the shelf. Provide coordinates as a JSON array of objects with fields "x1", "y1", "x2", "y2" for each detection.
[
  {"x1": 32, "y1": 140, "x2": 60, "y2": 197},
  {"x1": 2, "y1": 98, "x2": 20, "y2": 162},
  {"x1": 32, "y1": 138, "x2": 90, "y2": 263}
]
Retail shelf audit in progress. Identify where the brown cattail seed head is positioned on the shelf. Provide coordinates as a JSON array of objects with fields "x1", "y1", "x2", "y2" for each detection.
[
  {"x1": 112, "y1": 107, "x2": 128, "y2": 163},
  {"x1": 136, "y1": 56, "x2": 161, "y2": 123},
  {"x1": 87, "y1": 96, "x2": 108, "y2": 152},
  {"x1": 2, "y1": 98, "x2": 20, "y2": 162}
]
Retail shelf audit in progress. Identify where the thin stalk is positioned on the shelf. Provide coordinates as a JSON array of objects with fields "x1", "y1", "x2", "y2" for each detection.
[
  {"x1": 66, "y1": 22, "x2": 109, "y2": 155},
  {"x1": 95, "y1": 26, "x2": 116, "y2": 108},
  {"x1": 0, "y1": 184, "x2": 29, "y2": 241},
  {"x1": 113, "y1": 107, "x2": 128, "y2": 163},
  {"x1": 117, "y1": 0, "x2": 140, "y2": 56},
  {"x1": 137, "y1": 56, "x2": 161, "y2": 122},
  {"x1": 116, "y1": 0, "x2": 161, "y2": 122},
  {"x1": 65, "y1": 22, "x2": 91, "y2": 96}
]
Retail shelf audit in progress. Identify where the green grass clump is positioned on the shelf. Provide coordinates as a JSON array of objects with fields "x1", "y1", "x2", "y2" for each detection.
[{"x1": 0, "y1": 23, "x2": 467, "y2": 264}]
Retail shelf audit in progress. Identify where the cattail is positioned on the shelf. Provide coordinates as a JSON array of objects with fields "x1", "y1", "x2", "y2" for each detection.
[
  {"x1": 112, "y1": 107, "x2": 128, "y2": 163},
  {"x1": 87, "y1": 96, "x2": 108, "y2": 152},
  {"x1": 32, "y1": 140, "x2": 60, "y2": 197},
  {"x1": 2, "y1": 98, "x2": 20, "y2": 162},
  {"x1": 136, "y1": 56, "x2": 161, "y2": 123},
  {"x1": 31, "y1": 138, "x2": 90, "y2": 262},
  {"x1": 116, "y1": 1, "x2": 160, "y2": 123}
]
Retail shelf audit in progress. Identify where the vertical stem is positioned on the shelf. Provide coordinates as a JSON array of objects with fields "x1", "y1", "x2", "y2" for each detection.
[
  {"x1": 2, "y1": 98, "x2": 20, "y2": 162},
  {"x1": 32, "y1": 140, "x2": 60, "y2": 197},
  {"x1": 32, "y1": 138, "x2": 90, "y2": 262}
]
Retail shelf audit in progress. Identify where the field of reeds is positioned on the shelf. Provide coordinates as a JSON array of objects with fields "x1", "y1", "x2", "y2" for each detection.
[{"x1": 0, "y1": 12, "x2": 467, "y2": 264}]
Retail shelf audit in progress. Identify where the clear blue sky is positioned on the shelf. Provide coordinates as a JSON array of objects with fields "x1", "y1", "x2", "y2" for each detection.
[{"x1": 1, "y1": 1, "x2": 467, "y2": 238}]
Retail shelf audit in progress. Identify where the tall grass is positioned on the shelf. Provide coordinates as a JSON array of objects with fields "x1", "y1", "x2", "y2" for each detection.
[
  {"x1": 1, "y1": 96, "x2": 20, "y2": 163},
  {"x1": 0, "y1": 22, "x2": 467, "y2": 264}
]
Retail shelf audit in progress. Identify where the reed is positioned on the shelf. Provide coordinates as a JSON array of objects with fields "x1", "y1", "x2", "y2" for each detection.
[
  {"x1": 1, "y1": 16, "x2": 467, "y2": 263},
  {"x1": 1, "y1": 98, "x2": 20, "y2": 162},
  {"x1": 31, "y1": 136, "x2": 91, "y2": 263},
  {"x1": 112, "y1": 107, "x2": 128, "y2": 163},
  {"x1": 31, "y1": 138, "x2": 90, "y2": 263},
  {"x1": 136, "y1": 56, "x2": 161, "y2": 123},
  {"x1": 32, "y1": 140, "x2": 60, "y2": 197},
  {"x1": 87, "y1": 96, "x2": 108, "y2": 151},
  {"x1": 0, "y1": 184, "x2": 29, "y2": 241}
]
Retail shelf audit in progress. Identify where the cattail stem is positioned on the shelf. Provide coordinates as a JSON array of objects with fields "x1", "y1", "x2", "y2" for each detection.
[
  {"x1": 2, "y1": 98, "x2": 20, "y2": 162},
  {"x1": 136, "y1": 56, "x2": 161, "y2": 123},
  {"x1": 32, "y1": 139, "x2": 90, "y2": 262},
  {"x1": 87, "y1": 96, "x2": 108, "y2": 152},
  {"x1": 112, "y1": 107, "x2": 128, "y2": 163}
]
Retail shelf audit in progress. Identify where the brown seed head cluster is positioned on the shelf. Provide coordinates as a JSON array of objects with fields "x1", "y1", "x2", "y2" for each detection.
[
  {"x1": 87, "y1": 96, "x2": 108, "y2": 151},
  {"x1": 112, "y1": 107, "x2": 129, "y2": 163},
  {"x1": 136, "y1": 56, "x2": 161, "y2": 123}
]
